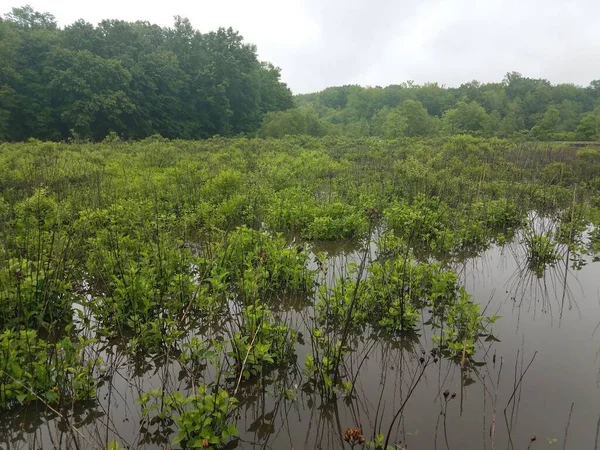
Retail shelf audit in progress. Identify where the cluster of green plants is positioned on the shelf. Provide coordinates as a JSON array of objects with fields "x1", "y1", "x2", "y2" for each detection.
[
  {"x1": 266, "y1": 189, "x2": 369, "y2": 240},
  {"x1": 432, "y1": 292, "x2": 499, "y2": 359},
  {"x1": 1, "y1": 135, "x2": 600, "y2": 448},
  {"x1": 0, "y1": 329, "x2": 98, "y2": 408},
  {"x1": 303, "y1": 332, "x2": 349, "y2": 399},
  {"x1": 363, "y1": 249, "x2": 465, "y2": 334},
  {"x1": 207, "y1": 226, "x2": 313, "y2": 297},
  {"x1": 229, "y1": 304, "x2": 297, "y2": 379},
  {"x1": 523, "y1": 231, "x2": 561, "y2": 275},
  {"x1": 0, "y1": 188, "x2": 81, "y2": 330},
  {"x1": 384, "y1": 194, "x2": 523, "y2": 256},
  {"x1": 139, "y1": 384, "x2": 239, "y2": 450},
  {"x1": 312, "y1": 233, "x2": 498, "y2": 369}
]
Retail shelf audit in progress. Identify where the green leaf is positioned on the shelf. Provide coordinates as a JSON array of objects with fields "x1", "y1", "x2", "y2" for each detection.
[{"x1": 44, "y1": 390, "x2": 59, "y2": 403}]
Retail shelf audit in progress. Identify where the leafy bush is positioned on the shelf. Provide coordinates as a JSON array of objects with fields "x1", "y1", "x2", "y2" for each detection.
[
  {"x1": 0, "y1": 330, "x2": 98, "y2": 408},
  {"x1": 139, "y1": 384, "x2": 238, "y2": 450},
  {"x1": 524, "y1": 233, "x2": 560, "y2": 275},
  {"x1": 0, "y1": 189, "x2": 81, "y2": 330},
  {"x1": 229, "y1": 304, "x2": 297, "y2": 378},
  {"x1": 207, "y1": 226, "x2": 313, "y2": 297}
]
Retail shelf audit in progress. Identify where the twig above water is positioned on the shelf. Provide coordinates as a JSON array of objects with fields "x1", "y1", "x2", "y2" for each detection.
[{"x1": 503, "y1": 351, "x2": 537, "y2": 450}]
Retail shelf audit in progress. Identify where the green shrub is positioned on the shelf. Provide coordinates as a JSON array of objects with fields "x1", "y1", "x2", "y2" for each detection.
[{"x1": 0, "y1": 330, "x2": 98, "y2": 408}]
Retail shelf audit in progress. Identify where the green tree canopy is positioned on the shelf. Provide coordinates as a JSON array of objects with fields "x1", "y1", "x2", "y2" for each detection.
[
  {"x1": 0, "y1": 6, "x2": 293, "y2": 141},
  {"x1": 575, "y1": 110, "x2": 600, "y2": 140},
  {"x1": 442, "y1": 101, "x2": 490, "y2": 135},
  {"x1": 290, "y1": 72, "x2": 600, "y2": 141},
  {"x1": 398, "y1": 99, "x2": 436, "y2": 137},
  {"x1": 531, "y1": 105, "x2": 560, "y2": 140}
]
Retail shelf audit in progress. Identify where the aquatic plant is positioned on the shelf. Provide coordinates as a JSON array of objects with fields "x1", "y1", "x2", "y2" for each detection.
[
  {"x1": 229, "y1": 304, "x2": 297, "y2": 379},
  {"x1": 0, "y1": 329, "x2": 98, "y2": 409},
  {"x1": 433, "y1": 291, "x2": 499, "y2": 360},
  {"x1": 523, "y1": 231, "x2": 560, "y2": 275},
  {"x1": 139, "y1": 383, "x2": 238, "y2": 449},
  {"x1": 0, "y1": 189, "x2": 81, "y2": 330},
  {"x1": 207, "y1": 226, "x2": 314, "y2": 298}
]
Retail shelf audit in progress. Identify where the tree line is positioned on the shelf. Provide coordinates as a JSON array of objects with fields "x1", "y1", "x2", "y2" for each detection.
[
  {"x1": 2, "y1": 6, "x2": 600, "y2": 143},
  {"x1": 0, "y1": 6, "x2": 294, "y2": 141},
  {"x1": 260, "y1": 74, "x2": 600, "y2": 140}
]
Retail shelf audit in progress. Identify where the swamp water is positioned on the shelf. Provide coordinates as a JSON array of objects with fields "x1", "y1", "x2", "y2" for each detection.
[{"x1": 2, "y1": 236, "x2": 600, "y2": 450}]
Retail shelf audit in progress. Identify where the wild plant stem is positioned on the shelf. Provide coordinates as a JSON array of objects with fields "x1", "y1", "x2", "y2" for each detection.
[
  {"x1": 383, "y1": 359, "x2": 430, "y2": 450},
  {"x1": 562, "y1": 402, "x2": 574, "y2": 450},
  {"x1": 233, "y1": 322, "x2": 262, "y2": 397},
  {"x1": 503, "y1": 351, "x2": 537, "y2": 450}
]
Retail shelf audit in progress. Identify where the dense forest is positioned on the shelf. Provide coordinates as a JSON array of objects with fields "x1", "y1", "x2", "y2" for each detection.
[
  {"x1": 1, "y1": 6, "x2": 600, "y2": 143},
  {"x1": 283, "y1": 76, "x2": 600, "y2": 140},
  {"x1": 284, "y1": 72, "x2": 600, "y2": 141},
  {"x1": 0, "y1": 6, "x2": 293, "y2": 141}
]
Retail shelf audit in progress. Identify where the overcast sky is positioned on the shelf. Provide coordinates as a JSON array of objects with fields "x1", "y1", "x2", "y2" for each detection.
[{"x1": 5, "y1": 0, "x2": 600, "y2": 93}]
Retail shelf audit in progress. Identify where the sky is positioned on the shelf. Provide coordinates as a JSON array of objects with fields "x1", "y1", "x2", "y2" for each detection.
[{"x1": 5, "y1": 0, "x2": 600, "y2": 94}]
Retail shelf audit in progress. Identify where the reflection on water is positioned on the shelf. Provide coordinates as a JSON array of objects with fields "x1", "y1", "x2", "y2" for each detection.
[{"x1": 3, "y1": 237, "x2": 600, "y2": 450}]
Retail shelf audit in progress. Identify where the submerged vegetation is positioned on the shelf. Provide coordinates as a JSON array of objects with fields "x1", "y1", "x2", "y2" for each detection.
[{"x1": 1, "y1": 135, "x2": 600, "y2": 448}]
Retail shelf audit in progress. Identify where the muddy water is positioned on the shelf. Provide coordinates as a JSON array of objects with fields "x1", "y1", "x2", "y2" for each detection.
[
  {"x1": 262, "y1": 241, "x2": 600, "y2": 450},
  {"x1": 2, "y1": 240, "x2": 600, "y2": 450}
]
